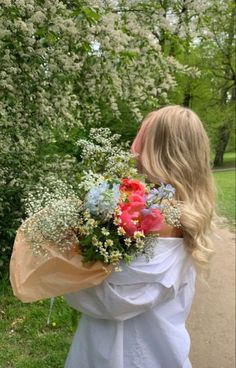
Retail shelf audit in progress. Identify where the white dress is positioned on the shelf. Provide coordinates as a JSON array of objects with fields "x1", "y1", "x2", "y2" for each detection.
[{"x1": 64, "y1": 237, "x2": 196, "y2": 368}]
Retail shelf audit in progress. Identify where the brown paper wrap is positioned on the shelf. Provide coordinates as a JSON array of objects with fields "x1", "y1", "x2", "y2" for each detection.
[{"x1": 10, "y1": 230, "x2": 113, "y2": 303}]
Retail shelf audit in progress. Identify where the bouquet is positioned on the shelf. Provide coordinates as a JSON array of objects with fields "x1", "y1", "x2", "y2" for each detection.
[
  {"x1": 10, "y1": 128, "x2": 181, "y2": 302},
  {"x1": 79, "y1": 178, "x2": 181, "y2": 270},
  {"x1": 21, "y1": 178, "x2": 180, "y2": 271}
]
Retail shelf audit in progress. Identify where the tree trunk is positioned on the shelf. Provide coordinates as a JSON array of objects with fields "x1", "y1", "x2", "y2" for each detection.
[
  {"x1": 213, "y1": 120, "x2": 233, "y2": 167},
  {"x1": 183, "y1": 90, "x2": 191, "y2": 107},
  {"x1": 213, "y1": 84, "x2": 235, "y2": 167}
]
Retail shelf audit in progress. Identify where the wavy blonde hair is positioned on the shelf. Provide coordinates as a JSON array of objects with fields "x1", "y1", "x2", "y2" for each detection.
[{"x1": 132, "y1": 105, "x2": 216, "y2": 276}]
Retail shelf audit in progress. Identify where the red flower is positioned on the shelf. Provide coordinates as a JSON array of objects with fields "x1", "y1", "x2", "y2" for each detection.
[
  {"x1": 119, "y1": 210, "x2": 139, "y2": 237},
  {"x1": 119, "y1": 194, "x2": 146, "y2": 236},
  {"x1": 140, "y1": 209, "x2": 164, "y2": 235},
  {"x1": 120, "y1": 194, "x2": 145, "y2": 217},
  {"x1": 120, "y1": 178, "x2": 145, "y2": 195}
]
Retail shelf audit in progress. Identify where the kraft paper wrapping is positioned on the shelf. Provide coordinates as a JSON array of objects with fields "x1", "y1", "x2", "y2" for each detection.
[{"x1": 10, "y1": 230, "x2": 113, "y2": 303}]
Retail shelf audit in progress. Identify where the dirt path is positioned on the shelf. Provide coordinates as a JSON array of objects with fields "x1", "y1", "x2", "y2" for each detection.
[
  {"x1": 212, "y1": 167, "x2": 235, "y2": 172},
  {"x1": 187, "y1": 228, "x2": 235, "y2": 368}
]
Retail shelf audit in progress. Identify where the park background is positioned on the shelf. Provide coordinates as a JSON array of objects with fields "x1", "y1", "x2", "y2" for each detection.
[{"x1": 0, "y1": 1, "x2": 235, "y2": 367}]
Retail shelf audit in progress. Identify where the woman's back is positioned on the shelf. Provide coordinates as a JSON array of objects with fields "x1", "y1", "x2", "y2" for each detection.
[
  {"x1": 64, "y1": 237, "x2": 196, "y2": 368},
  {"x1": 64, "y1": 104, "x2": 215, "y2": 367}
]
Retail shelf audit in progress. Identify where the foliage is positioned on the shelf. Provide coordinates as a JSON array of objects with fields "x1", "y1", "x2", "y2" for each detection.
[{"x1": 170, "y1": 0, "x2": 235, "y2": 162}]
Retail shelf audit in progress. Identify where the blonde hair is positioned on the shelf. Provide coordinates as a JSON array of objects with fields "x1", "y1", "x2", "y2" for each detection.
[{"x1": 132, "y1": 105, "x2": 216, "y2": 276}]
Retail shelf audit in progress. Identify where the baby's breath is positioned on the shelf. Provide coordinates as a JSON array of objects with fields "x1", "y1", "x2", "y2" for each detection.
[
  {"x1": 21, "y1": 198, "x2": 83, "y2": 257},
  {"x1": 163, "y1": 202, "x2": 182, "y2": 228},
  {"x1": 23, "y1": 175, "x2": 78, "y2": 217}
]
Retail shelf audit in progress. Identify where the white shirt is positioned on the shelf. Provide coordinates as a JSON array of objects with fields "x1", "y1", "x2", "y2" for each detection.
[{"x1": 64, "y1": 237, "x2": 196, "y2": 368}]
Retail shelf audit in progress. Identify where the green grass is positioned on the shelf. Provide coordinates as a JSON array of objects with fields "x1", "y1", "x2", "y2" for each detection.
[
  {"x1": 222, "y1": 152, "x2": 236, "y2": 168},
  {"x1": 0, "y1": 170, "x2": 235, "y2": 367},
  {"x1": 0, "y1": 277, "x2": 80, "y2": 368},
  {"x1": 213, "y1": 170, "x2": 236, "y2": 227}
]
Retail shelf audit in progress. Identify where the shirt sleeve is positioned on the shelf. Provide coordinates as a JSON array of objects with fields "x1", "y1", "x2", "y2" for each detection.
[
  {"x1": 64, "y1": 241, "x2": 194, "y2": 321},
  {"x1": 64, "y1": 278, "x2": 173, "y2": 321}
]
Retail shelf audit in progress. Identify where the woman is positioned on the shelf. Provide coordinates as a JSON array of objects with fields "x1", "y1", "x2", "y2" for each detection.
[{"x1": 64, "y1": 105, "x2": 216, "y2": 368}]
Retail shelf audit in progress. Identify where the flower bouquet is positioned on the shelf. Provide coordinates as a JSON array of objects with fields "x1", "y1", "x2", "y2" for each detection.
[
  {"x1": 10, "y1": 177, "x2": 180, "y2": 302},
  {"x1": 78, "y1": 178, "x2": 180, "y2": 270},
  {"x1": 10, "y1": 129, "x2": 181, "y2": 303}
]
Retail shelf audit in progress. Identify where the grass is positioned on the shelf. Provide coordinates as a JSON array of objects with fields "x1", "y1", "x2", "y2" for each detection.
[
  {"x1": 0, "y1": 277, "x2": 80, "y2": 368},
  {"x1": 223, "y1": 152, "x2": 235, "y2": 168},
  {"x1": 0, "y1": 169, "x2": 235, "y2": 367},
  {"x1": 213, "y1": 170, "x2": 235, "y2": 228}
]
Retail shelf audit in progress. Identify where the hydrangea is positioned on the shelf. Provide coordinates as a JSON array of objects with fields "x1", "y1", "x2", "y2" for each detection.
[{"x1": 85, "y1": 181, "x2": 120, "y2": 219}]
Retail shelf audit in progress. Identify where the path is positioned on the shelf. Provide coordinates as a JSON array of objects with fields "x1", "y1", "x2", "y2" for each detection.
[
  {"x1": 212, "y1": 167, "x2": 235, "y2": 172},
  {"x1": 187, "y1": 228, "x2": 235, "y2": 368}
]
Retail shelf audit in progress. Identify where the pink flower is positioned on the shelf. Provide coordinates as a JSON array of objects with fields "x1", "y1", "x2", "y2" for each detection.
[
  {"x1": 119, "y1": 210, "x2": 139, "y2": 237},
  {"x1": 140, "y1": 209, "x2": 164, "y2": 235},
  {"x1": 119, "y1": 194, "x2": 146, "y2": 236},
  {"x1": 118, "y1": 182, "x2": 164, "y2": 237}
]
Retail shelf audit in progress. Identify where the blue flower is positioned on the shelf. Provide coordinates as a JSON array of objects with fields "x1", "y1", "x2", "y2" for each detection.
[
  {"x1": 147, "y1": 183, "x2": 176, "y2": 204},
  {"x1": 141, "y1": 204, "x2": 159, "y2": 217},
  {"x1": 85, "y1": 181, "x2": 120, "y2": 218},
  {"x1": 147, "y1": 188, "x2": 158, "y2": 202},
  {"x1": 162, "y1": 184, "x2": 176, "y2": 200}
]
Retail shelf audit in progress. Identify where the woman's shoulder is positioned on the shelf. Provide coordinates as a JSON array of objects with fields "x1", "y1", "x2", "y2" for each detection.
[
  {"x1": 106, "y1": 235, "x2": 194, "y2": 287},
  {"x1": 157, "y1": 222, "x2": 183, "y2": 238}
]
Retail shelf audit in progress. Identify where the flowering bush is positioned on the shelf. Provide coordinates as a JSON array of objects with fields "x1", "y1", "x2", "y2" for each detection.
[
  {"x1": 1, "y1": 0, "x2": 203, "y2": 275},
  {"x1": 76, "y1": 128, "x2": 138, "y2": 183}
]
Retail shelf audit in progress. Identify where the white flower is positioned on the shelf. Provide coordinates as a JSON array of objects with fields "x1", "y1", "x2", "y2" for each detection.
[
  {"x1": 101, "y1": 227, "x2": 110, "y2": 236},
  {"x1": 105, "y1": 239, "x2": 113, "y2": 247},
  {"x1": 117, "y1": 227, "x2": 126, "y2": 236},
  {"x1": 124, "y1": 238, "x2": 132, "y2": 247},
  {"x1": 133, "y1": 231, "x2": 145, "y2": 239}
]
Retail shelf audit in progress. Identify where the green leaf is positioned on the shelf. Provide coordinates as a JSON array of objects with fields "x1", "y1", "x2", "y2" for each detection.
[{"x1": 81, "y1": 7, "x2": 101, "y2": 22}]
